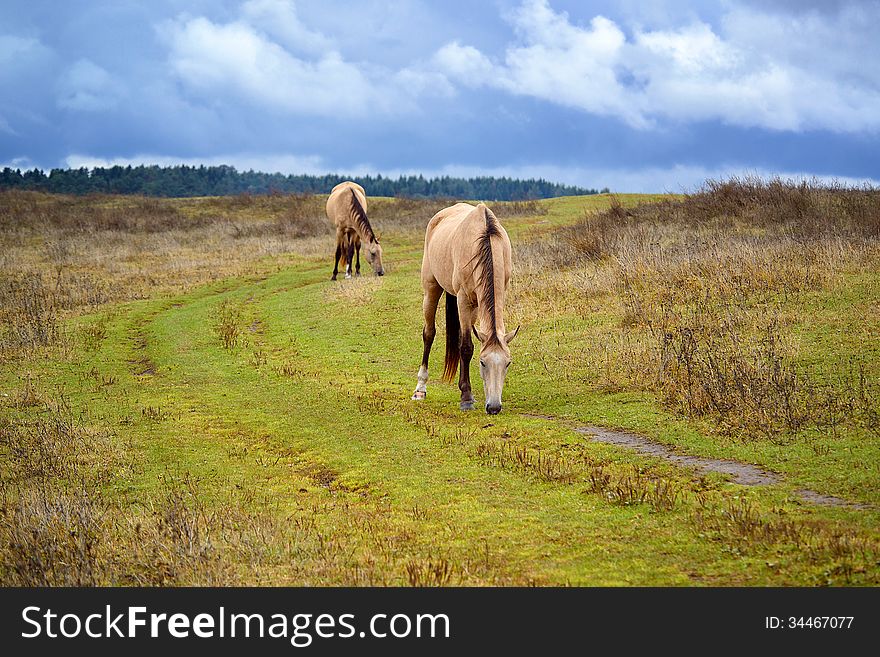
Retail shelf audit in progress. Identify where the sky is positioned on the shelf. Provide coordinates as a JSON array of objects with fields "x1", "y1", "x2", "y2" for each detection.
[{"x1": 1, "y1": 0, "x2": 879, "y2": 192}]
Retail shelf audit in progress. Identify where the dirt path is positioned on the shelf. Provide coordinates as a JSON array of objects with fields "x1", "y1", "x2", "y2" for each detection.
[
  {"x1": 522, "y1": 414, "x2": 868, "y2": 509},
  {"x1": 576, "y1": 425, "x2": 779, "y2": 486}
]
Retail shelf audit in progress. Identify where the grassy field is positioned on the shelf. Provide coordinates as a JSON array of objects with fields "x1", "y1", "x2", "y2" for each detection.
[{"x1": 1, "y1": 182, "x2": 878, "y2": 586}]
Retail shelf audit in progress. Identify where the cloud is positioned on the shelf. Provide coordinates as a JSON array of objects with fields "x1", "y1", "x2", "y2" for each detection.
[
  {"x1": 0, "y1": 156, "x2": 39, "y2": 170},
  {"x1": 2, "y1": 0, "x2": 878, "y2": 189},
  {"x1": 56, "y1": 59, "x2": 123, "y2": 111},
  {"x1": 159, "y1": 2, "x2": 451, "y2": 118},
  {"x1": 0, "y1": 114, "x2": 17, "y2": 136},
  {"x1": 433, "y1": 42, "x2": 494, "y2": 86},
  {"x1": 0, "y1": 34, "x2": 51, "y2": 71},
  {"x1": 430, "y1": 0, "x2": 880, "y2": 133},
  {"x1": 161, "y1": 16, "x2": 381, "y2": 116},
  {"x1": 240, "y1": 0, "x2": 334, "y2": 55}
]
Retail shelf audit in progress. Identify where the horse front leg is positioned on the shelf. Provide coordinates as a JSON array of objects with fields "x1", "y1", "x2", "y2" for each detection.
[
  {"x1": 458, "y1": 302, "x2": 476, "y2": 411},
  {"x1": 355, "y1": 240, "x2": 361, "y2": 277},
  {"x1": 412, "y1": 283, "x2": 442, "y2": 400},
  {"x1": 345, "y1": 237, "x2": 355, "y2": 279}
]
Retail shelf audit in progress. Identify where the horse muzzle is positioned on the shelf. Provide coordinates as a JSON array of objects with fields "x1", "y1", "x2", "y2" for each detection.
[{"x1": 486, "y1": 402, "x2": 502, "y2": 415}]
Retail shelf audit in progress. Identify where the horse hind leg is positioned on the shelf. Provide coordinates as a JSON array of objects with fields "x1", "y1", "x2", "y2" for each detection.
[
  {"x1": 332, "y1": 227, "x2": 348, "y2": 280},
  {"x1": 412, "y1": 282, "x2": 442, "y2": 400},
  {"x1": 331, "y1": 242, "x2": 342, "y2": 281}
]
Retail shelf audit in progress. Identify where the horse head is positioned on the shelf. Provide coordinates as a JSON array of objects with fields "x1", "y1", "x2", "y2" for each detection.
[
  {"x1": 365, "y1": 237, "x2": 384, "y2": 276},
  {"x1": 473, "y1": 325, "x2": 519, "y2": 414}
]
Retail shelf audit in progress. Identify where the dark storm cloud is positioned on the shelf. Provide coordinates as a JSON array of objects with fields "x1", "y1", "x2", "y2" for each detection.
[{"x1": 1, "y1": 0, "x2": 878, "y2": 191}]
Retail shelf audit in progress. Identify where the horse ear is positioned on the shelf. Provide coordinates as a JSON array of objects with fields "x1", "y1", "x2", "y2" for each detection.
[
  {"x1": 504, "y1": 325, "x2": 520, "y2": 344},
  {"x1": 472, "y1": 326, "x2": 483, "y2": 343}
]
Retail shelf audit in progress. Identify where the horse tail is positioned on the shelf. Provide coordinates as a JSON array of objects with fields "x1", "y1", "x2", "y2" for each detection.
[{"x1": 442, "y1": 292, "x2": 460, "y2": 382}]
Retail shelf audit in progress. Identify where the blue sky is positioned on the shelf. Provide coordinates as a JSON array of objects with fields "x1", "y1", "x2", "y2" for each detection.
[{"x1": 1, "y1": 0, "x2": 879, "y2": 191}]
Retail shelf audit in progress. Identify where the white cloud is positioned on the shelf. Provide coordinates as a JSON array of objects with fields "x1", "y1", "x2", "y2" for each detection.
[
  {"x1": 0, "y1": 156, "x2": 39, "y2": 170},
  {"x1": 56, "y1": 59, "x2": 122, "y2": 111},
  {"x1": 0, "y1": 114, "x2": 16, "y2": 136},
  {"x1": 430, "y1": 0, "x2": 880, "y2": 133},
  {"x1": 159, "y1": 2, "x2": 450, "y2": 118},
  {"x1": 241, "y1": 0, "x2": 333, "y2": 55},
  {"x1": 0, "y1": 34, "x2": 50, "y2": 68},
  {"x1": 433, "y1": 42, "x2": 494, "y2": 87},
  {"x1": 635, "y1": 22, "x2": 739, "y2": 74},
  {"x1": 162, "y1": 16, "x2": 384, "y2": 116}
]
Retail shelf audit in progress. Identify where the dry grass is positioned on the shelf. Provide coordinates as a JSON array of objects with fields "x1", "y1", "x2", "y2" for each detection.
[
  {"x1": 368, "y1": 196, "x2": 453, "y2": 235},
  {"x1": 515, "y1": 177, "x2": 880, "y2": 440},
  {"x1": 0, "y1": 393, "x2": 125, "y2": 485},
  {"x1": 0, "y1": 190, "x2": 336, "y2": 361},
  {"x1": 0, "y1": 273, "x2": 61, "y2": 354},
  {"x1": 322, "y1": 276, "x2": 384, "y2": 306},
  {"x1": 473, "y1": 437, "x2": 580, "y2": 484},
  {"x1": 1, "y1": 182, "x2": 877, "y2": 586},
  {"x1": 587, "y1": 464, "x2": 684, "y2": 511},
  {"x1": 0, "y1": 380, "x2": 517, "y2": 586},
  {"x1": 215, "y1": 299, "x2": 243, "y2": 350},
  {"x1": 689, "y1": 494, "x2": 878, "y2": 583},
  {"x1": 491, "y1": 199, "x2": 548, "y2": 219}
]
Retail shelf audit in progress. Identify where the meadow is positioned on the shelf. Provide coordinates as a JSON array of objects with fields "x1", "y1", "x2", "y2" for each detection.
[{"x1": 1, "y1": 180, "x2": 878, "y2": 585}]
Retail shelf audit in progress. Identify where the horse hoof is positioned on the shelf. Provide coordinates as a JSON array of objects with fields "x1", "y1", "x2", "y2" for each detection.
[
  {"x1": 330, "y1": 275, "x2": 337, "y2": 281},
  {"x1": 460, "y1": 401, "x2": 474, "y2": 411},
  {"x1": 345, "y1": 273, "x2": 352, "y2": 279},
  {"x1": 412, "y1": 391, "x2": 426, "y2": 401}
]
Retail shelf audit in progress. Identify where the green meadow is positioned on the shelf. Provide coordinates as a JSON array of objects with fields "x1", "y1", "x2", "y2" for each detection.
[{"x1": 1, "y1": 183, "x2": 878, "y2": 585}]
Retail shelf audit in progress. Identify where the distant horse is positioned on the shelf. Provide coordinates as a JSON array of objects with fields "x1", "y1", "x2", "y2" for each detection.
[
  {"x1": 411, "y1": 202, "x2": 518, "y2": 414},
  {"x1": 325, "y1": 181, "x2": 384, "y2": 279}
]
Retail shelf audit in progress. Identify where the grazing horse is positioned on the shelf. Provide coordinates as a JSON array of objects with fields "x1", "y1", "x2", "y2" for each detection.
[
  {"x1": 411, "y1": 202, "x2": 518, "y2": 414},
  {"x1": 325, "y1": 181, "x2": 384, "y2": 279}
]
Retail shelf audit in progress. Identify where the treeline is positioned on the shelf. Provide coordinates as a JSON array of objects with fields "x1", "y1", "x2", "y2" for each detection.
[{"x1": 0, "y1": 165, "x2": 602, "y2": 200}]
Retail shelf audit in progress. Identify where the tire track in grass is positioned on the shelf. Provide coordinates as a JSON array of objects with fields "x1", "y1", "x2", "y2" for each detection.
[
  {"x1": 518, "y1": 413, "x2": 871, "y2": 509},
  {"x1": 139, "y1": 274, "x2": 548, "y2": 584},
  {"x1": 137, "y1": 262, "x2": 832, "y2": 585},
  {"x1": 46, "y1": 256, "x2": 877, "y2": 585},
  {"x1": 111, "y1": 272, "x2": 533, "y2": 584}
]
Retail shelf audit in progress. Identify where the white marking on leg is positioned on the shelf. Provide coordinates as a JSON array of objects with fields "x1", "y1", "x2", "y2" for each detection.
[
  {"x1": 412, "y1": 365, "x2": 428, "y2": 399},
  {"x1": 416, "y1": 365, "x2": 428, "y2": 392}
]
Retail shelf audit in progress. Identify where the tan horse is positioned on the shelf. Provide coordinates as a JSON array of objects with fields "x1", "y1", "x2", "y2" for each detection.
[
  {"x1": 325, "y1": 181, "x2": 384, "y2": 279},
  {"x1": 411, "y1": 202, "x2": 518, "y2": 414}
]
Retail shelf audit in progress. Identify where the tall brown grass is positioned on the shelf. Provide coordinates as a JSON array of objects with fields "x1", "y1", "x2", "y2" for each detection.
[
  {"x1": 0, "y1": 190, "x2": 337, "y2": 360},
  {"x1": 514, "y1": 177, "x2": 880, "y2": 440}
]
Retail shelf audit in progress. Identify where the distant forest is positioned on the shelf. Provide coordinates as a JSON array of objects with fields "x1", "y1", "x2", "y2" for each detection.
[{"x1": 0, "y1": 165, "x2": 603, "y2": 200}]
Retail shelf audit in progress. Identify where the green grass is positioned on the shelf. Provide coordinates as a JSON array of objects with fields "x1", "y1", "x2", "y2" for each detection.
[{"x1": 2, "y1": 193, "x2": 878, "y2": 585}]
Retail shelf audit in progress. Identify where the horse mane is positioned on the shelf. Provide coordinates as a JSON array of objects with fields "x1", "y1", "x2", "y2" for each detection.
[
  {"x1": 475, "y1": 205, "x2": 501, "y2": 346},
  {"x1": 349, "y1": 189, "x2": 377, "y2": 243}
]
